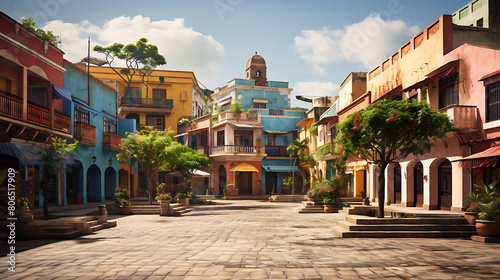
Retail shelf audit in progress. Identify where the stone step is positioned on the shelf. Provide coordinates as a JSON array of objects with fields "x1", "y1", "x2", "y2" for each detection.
[
  {"x1": 89, "y1": 224, "x2": 104, "y2": 232},
  {"x1": 102, "y1": 221, "x2": 117, "y2": 228},
  {"x1": 337, "y1": 220, "x2": 476, "y2": 231},
  {"x1": 345, "y1": 215, "x2": 467, "y2": 225},
  {"x1": 332, "y1": 226, "x2": 477, "y2": 238},
  {"x1": 340, "y1": 197, "x2": 365, "y2": 202},
  {"x1": 86, "y1": 220, "x2": 98, "y2": 227}
]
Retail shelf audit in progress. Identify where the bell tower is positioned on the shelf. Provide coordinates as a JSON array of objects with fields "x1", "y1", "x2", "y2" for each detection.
[{"x1": 246, "y1": 52, "x2": 267, "y2": 86}]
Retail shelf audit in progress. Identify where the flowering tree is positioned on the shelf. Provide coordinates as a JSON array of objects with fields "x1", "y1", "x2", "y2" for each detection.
[
  {"x1": 171, "y1": 145, "x2": 210, "y2": 194},
  {"x1": 336, "y1": 99, "x2": 453, "y2": 218},
  {"x1": 36, "y1": 137, "x2": 78, "y2": 218},
  {"x1": 287, "y1": 138, "x2": 315, "y2": 194}
]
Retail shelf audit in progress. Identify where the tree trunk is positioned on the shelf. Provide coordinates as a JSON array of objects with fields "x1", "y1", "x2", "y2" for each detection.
[{"x1": 377, "y1": 162, "x2": 388, "y2": 218}]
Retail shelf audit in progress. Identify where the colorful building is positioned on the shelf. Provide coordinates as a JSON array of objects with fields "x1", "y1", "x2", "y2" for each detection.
[
  {"x1": 0, "y1": 12, "x2": 72, "y2": 208},
  {"x1": 178, "y1": 53, "x2": 306, "y2": 196},
  {"x1": 333, "y1": 2, "x2": 500, "y2": 212},
  {"x1": 63, "y1": 60, "x2": 136, "y2": 205}
]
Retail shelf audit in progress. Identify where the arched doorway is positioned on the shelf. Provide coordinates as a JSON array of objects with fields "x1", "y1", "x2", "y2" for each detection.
[
  {"x1": 105, "y1": 167, "x2": 117, "y2": 200},
  {"x1": 87, "y1": 164, "x2": 101, "y2": 202},
  {"x1": 66, "y1": 160, "x2": 83, "y2": 204},
  {"x1": 218, "y1": 165, "x2": 226, "y2": 195},
  {"x1": 414, "y1": 162, "x2": 424, "y2": 207},
  {"x1": 393, "y1": 163, "x2": 401, "y2": 204},
  {"x1": 438, "y1": 160, "x2": 452, "y2": 210}
]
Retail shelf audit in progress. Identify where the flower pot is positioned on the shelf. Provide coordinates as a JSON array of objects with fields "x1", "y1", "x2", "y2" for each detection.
[
  {"x1": 307, "y1": 198, "x2": 316, "y2": 202},
  {"x1": 224, "y1": 196, "x2": 229, "y2": 200},
  {"x1": 120, "y1": 205, "x2": 131, "y2": 215},
  {"x1": 269, "y1": 197, "x2": 273, "y2": 202},
  {"x1": 464, "y1": 212, "x2": 479, "y2": 225},
  {"x1": 475, "y1": 220, "x2": 500, "y2": 237},
  {"x1": 324, "y1": 205, "x2": 333, "y2": 213}
]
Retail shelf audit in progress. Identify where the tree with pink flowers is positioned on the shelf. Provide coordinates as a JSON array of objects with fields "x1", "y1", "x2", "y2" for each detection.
[{"x1": 336, "y1": 99, "x2": 453, "y2": 217}]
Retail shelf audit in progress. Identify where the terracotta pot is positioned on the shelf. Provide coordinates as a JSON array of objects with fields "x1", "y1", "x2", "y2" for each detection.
[
  {"x1": 475, "y1": 220, "x2": 500, "y2": 237},
  {"x1": 224, "y1": 196, "x2": 229, "y2": 200},
  {"x1": 464, "y1": 212, "x2": 479, "y2": 225},
  {"x1": 269, "y1": 197, "x2": 273, "y2": 202},
  {"x1": 307, "y1": 198, "x2": 316, "y2": 202},
  {"x1": 324, "y1": 205, "x2": 333, "y2": 213},
  {"x1": 120, "y1": 205, "x2": 131, "y2": 215}
]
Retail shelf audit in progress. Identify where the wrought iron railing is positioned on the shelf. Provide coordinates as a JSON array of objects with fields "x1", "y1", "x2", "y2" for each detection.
[{"x1": 211, "y1": 145, "x2": 261, "y2": 154}]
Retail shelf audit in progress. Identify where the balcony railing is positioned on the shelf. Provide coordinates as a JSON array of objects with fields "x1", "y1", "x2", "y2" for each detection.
[
  {"x1": 74, "y1": 122, "x2": 97, "y2": 146},
  {"x1": 265, "y1": 146, "x2": 288, "y2": 157},
  {"x1": 439, "y1": 105, "x2": 477, "y2": 131},
  {"x1": 27, "y1": 101, "x2": 50, "y2": 127},
  {"x1": 103, "y1": 132, "x2": 123, "y2": 151},
  {"x1": 211, "y1": 145, "x2": 263, "y2": 155},
  {"x1": 215, "y1": 112, "x2": 260, "y2": 123},
  {"x1": 54, "y1": 110, "x2": 71, "y2": 133},
  {"x1": 196, "y1": 146, "x2": 209, "y2": 155},
  {"x1": 269, "y1": 109, "x2": 284, "y2": 116},
  {"x1": 0, "y1": 90, "x2": 23, "y2": 119},
  {"x1": 120, "y1": 97, "x2": 173, "y2": 107}
]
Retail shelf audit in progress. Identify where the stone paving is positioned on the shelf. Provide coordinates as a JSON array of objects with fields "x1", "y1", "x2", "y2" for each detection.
[{"x1": 2, "y1": 200, "x2": 500, "y2": 279}]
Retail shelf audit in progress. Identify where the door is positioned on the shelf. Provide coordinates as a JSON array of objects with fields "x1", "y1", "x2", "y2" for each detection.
[
  {"x1": 394, "y1": 164, "x2": 401, "y2": 204},
  {"x1": 414, "y1": 162, "x2": 424, "y2": 207},
  {"x1": 438, "y1": 160, "x2": 452, "y2": 210},
  {"x1": 265, "y1": 172, "x2": 277, "y2": 194},
  {"x1": 237, "y1": 172, "x2": 252, "y2": 195}
]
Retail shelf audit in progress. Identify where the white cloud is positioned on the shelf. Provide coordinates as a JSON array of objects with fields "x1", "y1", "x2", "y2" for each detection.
[
  {"x1": 44, "y1": 15, "x2": 224, "y2": 83},
  {"x1": 294, "y1": 13, "x2": 420, "y2": 74},
  {"x1": 293, "y1": 81, "x2": 340, "y2": 98}
]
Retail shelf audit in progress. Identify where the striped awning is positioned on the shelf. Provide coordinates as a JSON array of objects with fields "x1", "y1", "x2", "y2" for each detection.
[{"x1": 456, "y1": 145, "x2": 500, "y2": 168}]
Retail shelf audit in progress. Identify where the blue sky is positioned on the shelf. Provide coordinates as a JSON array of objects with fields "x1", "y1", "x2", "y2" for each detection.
[{"x1": 1, "y1": 0, "x2": 471, "y2": 108}]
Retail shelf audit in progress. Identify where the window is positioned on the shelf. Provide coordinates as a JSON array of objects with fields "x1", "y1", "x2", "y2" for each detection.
[
  {"x1": 217, "y1": 130, "x2": 225, "y2": 146},
  {"x1": 253, "y1": 102, "x2": 266, "y2": 109},
  {"x1": 104, "y1": 117, "x2": 117, "y2": 133},
  {"x1": 146, "y1": 115, "x2": 164, "y2": 130},
  {"x1": 459, "y1": 7, "x2": 469, "y2": 19},
  {"x1": 234, "y1": 130, "x2": 253, "y2": 146},
  {"x1": 256, "y1": 71, "x2": 261, "y2": 77},
  {"x1": 439, "y1": 74, "x2": 458, "y2": 109},
  {"x1": 221, "y1": 104, "x2": 230, "y2": 112},
  {"x1": 128, "y1": 87, "x2": 142, "y2": 98},
  {"x1": 472, "y1": 0, "x2": 482, "y2": 12},
  {"x1": 74, "y1": 105, "x2": 90, "y2": 124},
  {"x1": 31, "y1": 87, "x2": 48, "y2": 108},
  {"x1": 477, "y1": 18, "x2": 484, "y2": 27},
  {"x1": 268, "y1": 134, "x2": 275, "y2": 146},
  {"x1": 152, "y1": 88, "x2": 166, "y2": 105},
  {"x1": 487, "y1": 82, "x2": 500, "y2": 122}
]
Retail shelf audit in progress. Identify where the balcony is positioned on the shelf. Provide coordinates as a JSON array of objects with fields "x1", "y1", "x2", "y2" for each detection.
[
  {"x1": 215, "y1": 112, "x2": 260, "y2": 123},
  {"x1": 74, "y1": 122, "x2": 97, "y2": 146},
  {"x1": 119, "y1": 97, "x2": 174, "y2": 114},
  {"x1": 439, "y1": 105, "x2": 478, "y2": 131},
  {"x1": 103, "y1": 132, "x2": 123, "y2": 151},
  {"x1": 265, "y1": 146, "x2": 289, "y2": 157},
  {"x1": 196, "y1": 146, "x2": 210, "y2": 156},
  {"x1": 211, "y1": 145, "x2": 264, "y2": 155},
  {"x1": 0, "y1": 90, "x2": 71, "y2": 135}
]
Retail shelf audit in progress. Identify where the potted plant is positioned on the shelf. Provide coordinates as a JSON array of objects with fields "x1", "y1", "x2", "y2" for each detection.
[
  {"x1": 176, "y1": 192, "x2": 189, "y2": 206},
  {"x1": 156, "y1": 193, "x2": 172, "y2": 203},
  {"x1": 230, "y1": 100, "x2": 244, "y2": 120},
  {"x1": 247, "y1": 108, "x2": 258, "y2": 120},
  {"x1": 465, "y1": 181, "x2": 495, "y2": 225},
  {"x1": 323, "y1": 197, "x2": 334, "y2": 213},
  {"x1": 471, "y1": 181, "x2": 500, "y2": 237},
  {"x1": 114, "y1": 187, "x2": 131, "y2": 214},
  {"x1": 306, "y1": 187, "x2": 319, "y2": 202},
  {"x1": 189, "y1": 192, "x2": 197, "y2": 204}
]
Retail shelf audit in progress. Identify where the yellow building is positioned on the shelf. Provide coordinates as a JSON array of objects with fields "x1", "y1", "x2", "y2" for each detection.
[{"x1": 88, "y1": 66, "x2": 207, "y2": 133}]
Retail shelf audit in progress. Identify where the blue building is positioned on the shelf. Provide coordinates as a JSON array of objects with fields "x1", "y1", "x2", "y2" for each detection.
[
  {"x1": 180, "y1": 53, "x2": 306, "y2": 195},
  {"x1": 63, "y1": 60, "x2": 134, "y2": 204}
]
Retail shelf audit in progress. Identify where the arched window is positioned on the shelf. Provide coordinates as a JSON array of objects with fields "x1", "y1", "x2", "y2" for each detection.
[{"x1": 256, "y1": 71, "x2": 261, "y2": 77}]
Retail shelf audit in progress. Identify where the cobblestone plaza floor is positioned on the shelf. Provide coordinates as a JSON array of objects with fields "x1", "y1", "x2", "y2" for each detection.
[{"x1": 2, "y1": 200, "x2": 500, "y2": 279}]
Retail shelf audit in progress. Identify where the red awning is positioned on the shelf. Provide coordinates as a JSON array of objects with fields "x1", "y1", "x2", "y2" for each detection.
[
  {"x1": 479, "y1": 69, "x2": 500, "y2": 81},
  {"x1": 457, "y1": 145, "x2": 500, "y2": 168},
  {"x1": 403, "y1": 67, "x2": 456, "y2": 92},
  {"x1": 315, "y1": 116, "x2": 337, "y2": 126}
]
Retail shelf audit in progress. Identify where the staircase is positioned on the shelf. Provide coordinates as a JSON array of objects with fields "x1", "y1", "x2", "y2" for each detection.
[
  {"x1": 128, "y1": 197, "x2": 191, "y2": 215},
  {"x1": 298, "y1": 197, "x2": 365, "y2": 214},
  {"x1": 170, "y1": 203, "x2": 191, "y2": 216},
  {"x1": 332, "y1": 215, "x2": 477, "y2": 238},
  {"x1": 34, "y1": 216, "x2": 117, "y2": 239}
]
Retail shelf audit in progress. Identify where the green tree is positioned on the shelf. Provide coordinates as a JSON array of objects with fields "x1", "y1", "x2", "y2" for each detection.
[
  {"x1": 36, "y1": 137, "x2": 78, "y2": 218},
  {"x1": 336, "y1": 99, "x2": 453, "y2": 218},
  {"x1": 93, "y1": 38, "x2": 166, "y2": 98},
  {"x1": 21, "y1": 17, "x2": 60, "y2": 48},
  {"x1": 116, "y1": 127, "x2": 209, "y2": 204},
  {"x1": 170, "y1": 146, "x2": 210, "y2": 194},
  {"x1": 117, "y1": 128, "x2": 179, "y2": 205},
  {"x1": 287, "y1": 138, "x2": 315, "y2": 194}
]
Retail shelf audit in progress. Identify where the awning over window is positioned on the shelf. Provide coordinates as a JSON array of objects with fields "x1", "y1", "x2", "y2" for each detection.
[
  {"x1": 262, "y1": 165, "x2": 299, "y2": 172},
  {"x1": 52, "y1": 85, "x2": 72, "y2": 101},
  {"x1": 314, "y1": 116, "x2": 338, "y2": 126},
  {"x1": 73, "y1": 99, "x2": 122, "y2": 124},
  {"x1": 403, "y1": 67, "x2": 456, "y2": 92},
  {"x1": 231, "y1": 123, "x2": 265, "y2": 129},
  {"x1": 230, "y1": 163, "x2": 259, "y2": 173},
  {"x1": 456, "y1": 145, "x2": 500, "y2": 168},
  {"x1": 264, "y1": 130, "x2": 288, "y2": 135},
  {"x1": 193, "y1": 169, "x2": 210, "y2": 177}
]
